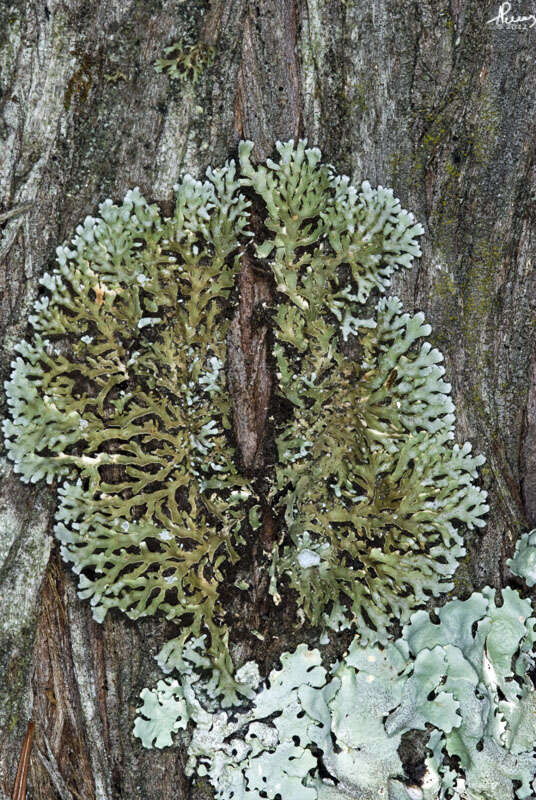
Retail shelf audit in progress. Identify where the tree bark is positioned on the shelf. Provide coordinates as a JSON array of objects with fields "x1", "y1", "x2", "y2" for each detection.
[{"x1": 0, "y1": 1, "x2": 534, "y2": 798}]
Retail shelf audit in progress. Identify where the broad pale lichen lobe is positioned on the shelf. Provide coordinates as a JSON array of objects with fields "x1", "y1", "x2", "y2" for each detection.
[{"x1": 142, "y1": 567, "x2": 536, "y2": 800}]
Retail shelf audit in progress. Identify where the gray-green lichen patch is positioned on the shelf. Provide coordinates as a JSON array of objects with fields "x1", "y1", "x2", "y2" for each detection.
[
  {"x1": 154, "y1": 40, "x2": 215, "y2": 84},
  {"x1": 508, "y1": 530, "x2": 536, "y2": 586},
  {"x1": 134, "y1": 635, "x2": 261, "y2": 747},
  {"x1": 404, "y1": 584, "x2": 536, "y2": 800},
  {"x1": 3, "y1": 139, "x2": 490, "y2": 696},
  {"x1": 3, "y1": 167, "x2": 252, "y2": 695}
]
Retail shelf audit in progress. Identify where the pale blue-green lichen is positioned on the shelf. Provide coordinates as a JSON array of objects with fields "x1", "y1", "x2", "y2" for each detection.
[
  {"x1": 137, "y1": 542, "x2": 536, "y2": 800},
  {"x1": 134, "y1": 636, "x2": 261, "y2": 747},
  {"x1": 507, "y1": 529, "x2": 536, "y2": 586}
]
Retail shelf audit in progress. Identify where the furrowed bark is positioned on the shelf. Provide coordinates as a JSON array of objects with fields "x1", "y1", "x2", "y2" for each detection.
[{"x1": 0, "y1": 1, "x2": 534, "y2": 798}]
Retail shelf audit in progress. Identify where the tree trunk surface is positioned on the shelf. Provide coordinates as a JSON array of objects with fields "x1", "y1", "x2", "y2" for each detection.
[{"x1": 0, "y1": 1, "x2": 534, "y2": 798}]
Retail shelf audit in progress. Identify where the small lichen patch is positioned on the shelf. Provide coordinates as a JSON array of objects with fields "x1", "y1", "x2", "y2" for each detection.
[
  {"x1": 508, "y1": 529, "x2": 536, "y2": 586},
  {"x1": 154, "y1": 40, "x2": 215, "y2": 84}
]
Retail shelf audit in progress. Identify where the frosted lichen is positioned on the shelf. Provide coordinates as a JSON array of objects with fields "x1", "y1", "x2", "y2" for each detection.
[{"x1": 146, "y1": 548, "x2": 536, "y2": 800}]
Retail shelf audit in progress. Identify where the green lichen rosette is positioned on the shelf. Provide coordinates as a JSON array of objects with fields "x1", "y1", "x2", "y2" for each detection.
[{"x1": 4, "y1": 139, "x2": 489, "y2": 708}]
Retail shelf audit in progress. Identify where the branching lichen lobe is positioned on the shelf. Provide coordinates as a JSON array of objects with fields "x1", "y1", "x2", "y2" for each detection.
[
  {"x1": 238, "y1": 139, "x2": 489, "y2": 642},
  {"x1": 4, "y1": 164, "x2": 252, "y2": 697}
]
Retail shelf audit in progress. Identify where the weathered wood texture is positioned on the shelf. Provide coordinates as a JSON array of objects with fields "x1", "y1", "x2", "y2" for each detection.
[{"x1": 0, "y1": 0, "x2": 534, "y2": 797}]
